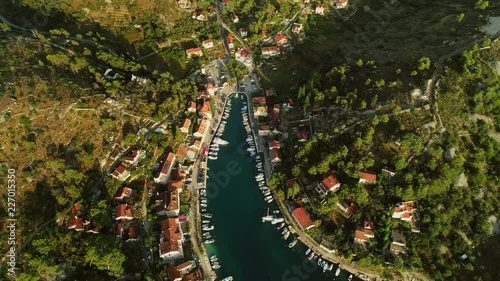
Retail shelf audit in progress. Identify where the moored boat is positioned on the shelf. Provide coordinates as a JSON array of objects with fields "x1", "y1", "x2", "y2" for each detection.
[
  {"x1": 204, "y1": 239, "x2": 215, "y2": 244},
  {"x1": 348, "y1": 274, "x2": 353, "y2": 281},
  {"x1": 288, "y1": 238, "x2": 298, "y2": 248},
  {"x1": 335, "y1": 267, "x2": 341, "y2": 276}
]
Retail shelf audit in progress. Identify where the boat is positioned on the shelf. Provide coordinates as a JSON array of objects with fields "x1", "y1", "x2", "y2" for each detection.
[
  {"x1": 258, "y1": 182, "x2": 266, "y2": 187},
  {"x1": 265, "y1": 195, "x2": 273, "y2": 201},
  {"x1": 201, "y1": 200, "x2": 208, "y2": 204},
  {"x1": 305, "y1": 248, "x2": 311, "y2": 255},
  {"x1": 335, "y1": 267, "x2": 341, "y2": 276},
  {"x1": 263, "y1": 191, "x2": 271, "y2": 196},
  {"x1": 204, "y1": 234, "x2": 212, "y2": 239},
  {"x1": 213, "y1": 137, "x2": 229, "y2": 145},
  {"x1": 327, "y1": 263, "x2": 334, "y2": 271},
  {"x1": 277, "y1": 222, "x2": 285, "y2": 230},
  {"x1": 271, "y1": 217, "x2": 284, "y2": 225},
  {"x1": 209, "y1": 152, "x2": 218, "y2": 156},
  {"x1": 281, "y1": 228, "x2": 289, "y2": 235},
  {"x1": 288, "y1": 238, "x2": 298, "y2": 248},
  {"x1": 283, "y1": 230, "x2": 290, "y2": 240},
  {"x1": 348, "y1": 274, "x2": 353, "y2": 281},
  {"x1": 204, "y1": 239, "x2": 215, "y2": 244},
  {"x1": 250, "y1": 152, "x2": 256, "y2": 157},
  {"x1": 318, "y1": 258, "x2": 322, "y2": 266},
  {"x1": 202, "y1": 220, "x2": 210, "y2": 224},
  {"x1": 322, "y1": 262, "x2": 328, "y2": 273},
  {"x1": 266, "y1": 198, "x2": 274, "y2": 203},
  {"x1": 262, "y1": 208, "x2": 273, "y2": 222},
  {"x1": 202, "y1": 213, "x2": 212, "y2": 218},
  {"x1": 210, "y1": 147, "x2": 219, "y2": 152},
  {"x1": 273, "y1": 210, "x2": 280, "y2": 214},
  {"x1": 203, "y1": 225, "x2": 214, "y2": 231},
  {"x1": 211, "y1": 257, "x2": 219, "y2": 262},
  {"x1": 200, "y1": 203, "x2": 207, "y2": 208},
  {"x1": 221, "y1": 277, "x2": 233, "y2": 281},
  {"x1": 212, "y1": 264, "x2": 220, "y2": 269},
  {"x1": 208, "y1": 156, "x2": 218, "y2": 160},
  {"x1": 203, "y1": 232, "x2": 211, "y2": 237},
  {"x1": 308, "y1": 252, "x2": 315, "y2": 260},
  {"x1": 201, "y1": 209, "x2": 207, "y2": 212},
  {"x1": 210, "y1": 255, "x2": 217, "y2": 260}
]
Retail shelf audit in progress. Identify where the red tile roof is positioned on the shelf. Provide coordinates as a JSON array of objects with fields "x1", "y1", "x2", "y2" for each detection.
[
  {"x1": 252, "y1": 96, "x2": 266, "y2": 105},
  {"x1": 186, "y1": 47, "x2": 202, "y2": 54},
  {"x1": 181, "y1": 118, "x2": 191, "y2": 130},
  {"x1": 114, "y1": 187, "x2": 133, "y2": 199},
  {"x1": 160, "y1": 218, "x2": 182, "y2": 255},
  {"x1": 292, "y1": 207, "x2": 314, "y2": 229},
  {"x1": 115, "y1": 204, "x2": 135, "y2": 220},
  {"x1": 321, "y1": 174, "x2": 339, "y2": 190},
  {"x1": 274, "y1": 34, "x2": 288, "y2": 44},
  {"x1": 269, "y1": 140, "x2": 280, "y2": 150},
  {"x1": 360, "y1": 171, "x2": 377, "y2": 182},
  {"x1": 161, "y1": 152, "x2": 176, "y2": 175},
  {"x1": 270, "y1": 147, "x2": 281, "y2": 160}
]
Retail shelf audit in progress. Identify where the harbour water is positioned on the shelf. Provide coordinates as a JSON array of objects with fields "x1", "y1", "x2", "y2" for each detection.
[{"x1": 204, "y1": 95, "x2": 354, "y2": 281}]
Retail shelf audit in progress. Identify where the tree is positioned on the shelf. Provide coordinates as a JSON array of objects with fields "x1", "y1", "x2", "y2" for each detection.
[
  {"x1": 456, "y1": 13, "x2": 465, "y2": 22},
  {"x1": 90, "y1": 200, "x2": 112, "y2": 227},
  {"x1": 475, "y1": 0, "x2": 489, "y2": 9},
  {"x1": 417, "y1": 57, "x2": 431, "y2": 71}
]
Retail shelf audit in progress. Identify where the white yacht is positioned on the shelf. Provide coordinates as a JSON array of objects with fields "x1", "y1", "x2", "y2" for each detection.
[
  {"x1": 204, "y1": 239, "x2": 215, "y2": 244},
  {"x1": 202, "y1": 225, "x2": 214, "y2": 231},
  {"x1": 213, "y1": 137, "x2": 229, "y2": 145},
  {"x1": 262, "y1": 208, "x2": 273, "y2": 222},
  {"x1": 335, "y1": 267, "x2": 341, "y2": 276},
  {"x1": 271, "y1": 217, "x2": 284, "y2": 225},
  {"x1": 208, "y1": 156, "x2": 218, "y2": 160},
  {"x1": 289, "y1": 238, "x2": 298, "y2": 248}
]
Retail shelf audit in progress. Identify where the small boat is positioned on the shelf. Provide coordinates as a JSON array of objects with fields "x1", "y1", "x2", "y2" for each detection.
[
  {"x1": 204, "y1": 234, "x2": 212, "y2": 239},
  {"x1": 204, "y1": 239, "x2": 215, "y2": 244},
  {"x1": 201, "y1": 209, "x2": 207, "y2": 212},
  {"x1": 335, "y1": 267, "x2": 341, "y2": 276},
  {"x1": 322, "y1": 262, "x2": 328, "y2": 273},
  {"x1": 277, "y1": 222, "x2": 285, "y2": 230},
  {"x1": 201, "y1": 199, "x2": 208, "y2": 204},
  {"x1": 327, "y1": 263, "x2": 334, "y2": 271},
  {"x1": 265, "y1": 195, "x2": 273, "y2": 201},
  {"x1": 282, "y1": 230, "x2": 290, "y2": 240},
  {"x1": 250, "y1": 152, "x2": 256, "y2": 157},
  {"x1": 271, "y1": 217, "x2": 284, "y2": 225},
  {"x1": 263, "y1": 191, "x2": 271, "y2": 196},
  {"x1": 211, "y1": 257, "x2": 219, "y2": 262},
  {"x1": 208, "y1": 156, "x2": 218, "y2": 160},
  {"x1": 288, "y1": 238, "x2": 298, "y2": 248},
  {"x1": 318, "y1": 258, "x2": 322, "y2": 266},
  {"x1": 203, "y1": 232, "x2": 211, "y2": 237},
  {"x1": 262, "y1": 208, "x2": 273, "y2": 222},
  {"x1": 305, "y1": 248, "x2": 311, "y2": 256},
  {"x1": 203, "y1": 225, "x2": 214, "y2": 231},
  {"x1": 348, "y1": 274, "x2": 353, "y2": 281},
  {"x1": 210, "y1": 147, "x2": 219, "y2": 152},
  {"x1": 202, "y1": 213, "x2": 212, "y2": 218},
  {"x1": 200, "y1": 203, "x2": 207, "y2": 208},
  {"x1": 308, "y1": 252, "x2": 315, "y2": 260},
  {"x1": 221, "y1": 277, "x2": 233, "y2": 281},
  {"x1": 212, "y1": 264, "x2": 220, "y2": 269},
  {"x1": 266, "y1": 198, "x2": 274, "y2": 203},
  {"x1": 273, "y1": 210, "x2": 280, "y2": 214},
  {"x1": 210, "y1": 255, "x2": 217, "y2": 260},
  {"x1": 258, "y1": 182, "x2": 266, "y2": 187},
  {"x1": 202, "y1": 220, "x2": 210, "y2": 224}
]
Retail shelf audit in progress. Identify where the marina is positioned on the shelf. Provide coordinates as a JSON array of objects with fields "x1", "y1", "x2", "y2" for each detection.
[{"x1": 200, "y1": 93, "x2": 355, "y2": 280}]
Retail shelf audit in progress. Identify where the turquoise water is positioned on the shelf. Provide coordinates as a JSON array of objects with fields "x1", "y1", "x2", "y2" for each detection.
[{"x1": 204, "y1": 95, "x2": 353, "y2": 281}]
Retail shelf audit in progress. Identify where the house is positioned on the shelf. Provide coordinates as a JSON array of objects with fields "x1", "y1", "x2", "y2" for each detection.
[
  {"x1": 240, "y1": 27, "x2": 248, "y2": 38},
  {"x1": 198, "y1": 99, "x2": 212, "y2": 119},
  {"x1": 392, "y1": 201, "x2": 420, "y2": 233},
  {"x1": 270, "y1": 147, "x2": 282, "y2": 164},
  {"x1": 390, "y1": 230, "x2": 407, "y2": 255},
  {"x1": 274, "y1": 34, "x2": 289, "y2": 46},
  {"x1": 167, "y1": 260, "x2": 196, "y2": 281},
  {"x1": 226, "y1": 34, "x2": 234, "y2": 49},
  {"x1": 382, "y1": 167, "x2": 396, "y2": 177},
  {"x1": 315, "y1": 4, "x2": 326, "y2": 15},
  {"x1": 186, "y1": 47, "x2": 203, "y2": 58},
  {"x1": 258, "y1": 125, "x2": 271, "y2": 136},
  {"x1": 261, "y1": 46, "x2": 281, "y2": 57},
  {"x1": 193, "y1": 119, "x2": 209, "y2": 140},
  {"x1": 354, "y1": 221, "x2": 375, "y2": 245},
  {"x1": 67, "y1": 203, "x2": 87, "y2": 231},
  {"x1": 180, "y1": 118, "x2": 191, "y2": 134},
  {"x1": 114, "y1": 187, "x2": 133, "y2": 201},
  {"x1": 124, "y1": 222, "x2": 140, "y2": 242},
  {"x1": 265, "y1": 88, "x2": 276, "y2": 96},
  {"x1": 232, "y1": 15, "x2": 239, "y2": 23},
  {"x1": 235, "y1": 49, "x2": 250, "y2": 59},
  {"x1": 175, "y1": 145, "x2": 189, "y2": 164},
  {"x1": 124, "y1": 148, "x2": 144, "y2": 165},
  {"x1": 296, "y1": 125, "x2": 309, "y2": 142},
  {"x1": 269, "y1": 140, "x2": 281, "y2": 150},
  {"x1": 202, "y1": 39, "x2": 214, "y2": 49},
  {"x1": 177, "y1": 0, "x2": 191, "y2": 9},
  {"x1": 156, "y1": 189, "x2": 180, "y2": 217},
  {"x1": 270, "y1": 104, "x2": 281, "y2": 130},
  {"x1": 292, "y1": 207, "x2": 314, "y2": 230},
  {"x1": 336, "y1": 0, "x2": 349, "y2": 9},
  {"x1": 292, "y1": 23, "x2": 303, "y2": 34},
  {"x1": 155, "y1": 152, "x2": 176, "y2": 184},
  {"x1": 111, "y1": 162, "x2": 131, "y2": 181},
  {"x1": 159, "y1": 218, "x2": 184, "y2": 261},
  {"x1": 115, "y1": 204, "x2": 135, "y2": 221},
  {"x1": 337, "y1": 200, "x2": 359, "y2": 218},
  {"x1": 359, "y1": 171, "x2": 377, "y2": 184},
  {"x1": 316, "y1": 172, "x2": 341, "y2": 195},
  {"x1": 205, "y1": 83, "x2": 218, "y2": 96},
  {"x1": 252, "y1": 96, "x2": 267, "y2": 105},
  {"x1": 187, "y1": 101, "x2": 197, "y2": 113},
  {"x1": 190, "y1": 139, "x2": 202, "y2": 150}
]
